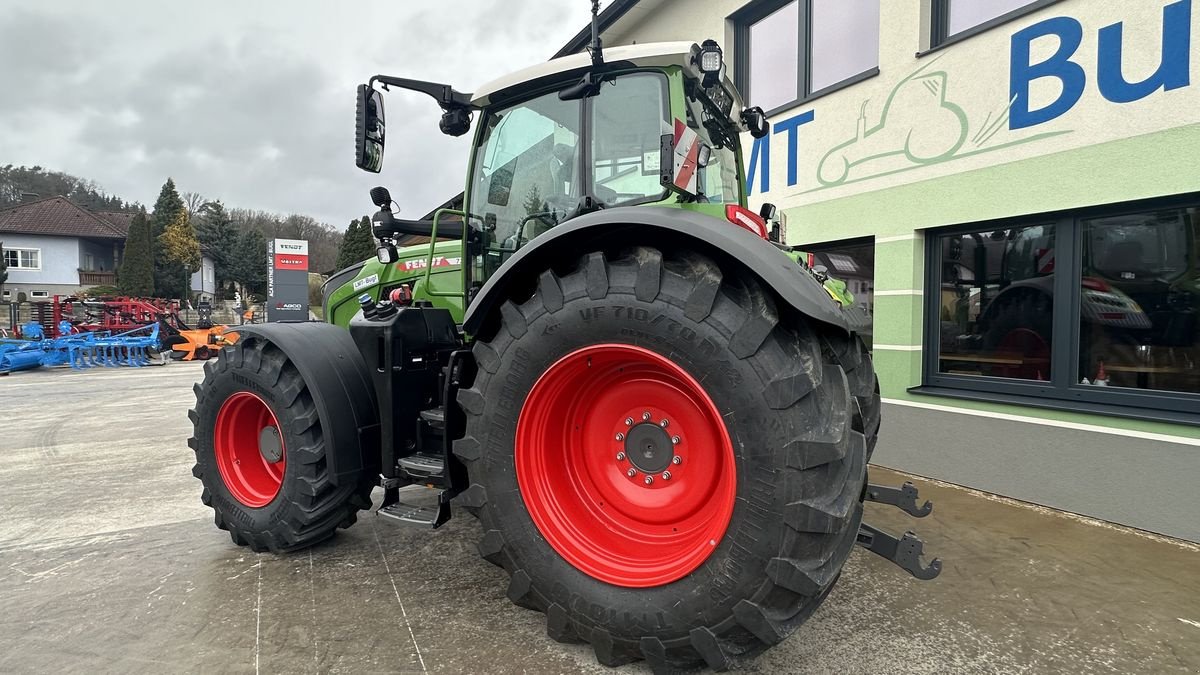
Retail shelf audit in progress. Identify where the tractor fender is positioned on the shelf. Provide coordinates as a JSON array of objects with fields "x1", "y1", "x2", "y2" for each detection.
[
  {"x1": 231, "y1": 322, "x2": 380, "y2": 487},
  {"x1": 463, "y1": 206, "x2": 852, "y2": 335}
]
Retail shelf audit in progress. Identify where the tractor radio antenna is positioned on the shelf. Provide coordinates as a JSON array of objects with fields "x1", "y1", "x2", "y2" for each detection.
[{"x1": 588, "y1": 0, "x2": 604, "y2": 68}]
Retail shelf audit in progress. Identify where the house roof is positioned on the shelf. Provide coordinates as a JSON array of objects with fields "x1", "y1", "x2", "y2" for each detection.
[
  {"x1": 0, "y1": 196, "x2": 127, "y2": 240},
  {"x1": 94, "y1": 210, "x2": 135, "y2": 235}
]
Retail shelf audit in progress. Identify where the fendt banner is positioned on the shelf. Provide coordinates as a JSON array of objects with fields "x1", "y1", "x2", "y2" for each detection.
[{"x1": 267, "y1": 238, "x2": 310, "y2": 321}]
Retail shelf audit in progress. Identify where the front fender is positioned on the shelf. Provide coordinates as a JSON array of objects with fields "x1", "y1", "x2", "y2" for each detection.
[
  {"x1": 462, "y1": 206, "x2": 852, "y2": 335},
  {"x1": 231, "y1": 322, "x2": 379, "y2": 486}
]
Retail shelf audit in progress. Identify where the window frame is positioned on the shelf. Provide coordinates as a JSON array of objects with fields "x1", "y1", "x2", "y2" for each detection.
[
  {"x1": 919, "y1": 193, "x2": 1200, "y2": 423},
  {"x1": 30, "y1": 290, "x2": 49, "y2": 299},
  {"x1": 925, "y1": 0, "x2": 1064, "y2": 54},
  {"x1": 3, "y1": 247, "x2": 42, "y2": 271},
  {"x1": 733, "y1": 0, "x2": 880, "y2": 117}
]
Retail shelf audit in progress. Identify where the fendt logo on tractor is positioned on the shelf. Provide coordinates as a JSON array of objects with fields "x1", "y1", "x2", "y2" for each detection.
[{"x1": 189, "y1": 3, "x2": 940, "y2": 669}]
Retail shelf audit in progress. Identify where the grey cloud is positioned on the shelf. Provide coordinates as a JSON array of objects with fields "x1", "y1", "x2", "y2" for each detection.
[{"x1": 0, "y1": 1, "x2": 601, "y2": 227}]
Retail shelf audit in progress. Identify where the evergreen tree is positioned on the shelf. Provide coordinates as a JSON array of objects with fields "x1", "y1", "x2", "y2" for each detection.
[
  {"x1": 117, "y1": 209, "x2": 155, "y2": 297},
  {"x1": 523, "y1": 184, "x2": 545, "y2": 216},
  {"x1": 0, "y1": 241, "x2": 8, "y2": 298},
  {"x1": 335, "y1": 219, "x2": 359, "y2": 270},
  {"x1": 149, "y1": 178, "x2": 186, "y2": 296},
  {"x1": 159, "y1": 209, "x2": 202, "y2": 299},
  {"x1": 335, "y1": 216, "x2": 377, "y2": 270},
  {"x1": 233, "y1": 229, "x2": 268, "y2": 298},
  {"x1": 198, "y1": 201, "x2": 238, "y2": 289}
]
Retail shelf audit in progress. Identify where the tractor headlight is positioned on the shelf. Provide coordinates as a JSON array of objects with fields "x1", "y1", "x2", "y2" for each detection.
[{"x1": 697, "y1": 39, "x2": 723, "y2": 87}]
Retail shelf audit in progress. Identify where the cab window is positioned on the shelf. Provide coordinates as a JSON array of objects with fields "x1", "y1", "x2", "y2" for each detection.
[
  {"x1": 589, "y1": 72, "x2": 671, "y2": 206},
  {"x1": 468, "y1": 92, "x2": 583, "y2": 276}
]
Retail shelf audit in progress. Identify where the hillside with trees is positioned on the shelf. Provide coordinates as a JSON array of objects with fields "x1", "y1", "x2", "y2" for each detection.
[{"x1": 3, "y1": 165, "x2": 379, "y2": 301}]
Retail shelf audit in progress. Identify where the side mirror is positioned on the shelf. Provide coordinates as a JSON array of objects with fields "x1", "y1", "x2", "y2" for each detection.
[
  {"x1": 487, "y1": 164, "x2": 514, "y2": 206},
  {"x1": 740, "y1": 106, "x2": 769, "y2": 139},
  {"x1": 356, "y1": 84, "x2": 385, "y2": 173},
  {"x1": 758, "y1": 202, "x2": 778, "y2": 222}
]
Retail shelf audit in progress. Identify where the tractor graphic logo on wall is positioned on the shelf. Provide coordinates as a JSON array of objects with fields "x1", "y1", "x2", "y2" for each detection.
[{"x1": 813, "y1": 56, "x2": 1070, "y2": 189}]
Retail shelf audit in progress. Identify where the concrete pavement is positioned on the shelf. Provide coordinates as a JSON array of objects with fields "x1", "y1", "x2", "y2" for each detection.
[{"x1": 1, "y1": 362, "x2": 1197, "y2": 673}]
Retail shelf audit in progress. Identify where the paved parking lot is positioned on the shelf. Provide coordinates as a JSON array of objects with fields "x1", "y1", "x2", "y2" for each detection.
[{"x1": 1, "y1": 362, "x2": 1198, "y2": 673}]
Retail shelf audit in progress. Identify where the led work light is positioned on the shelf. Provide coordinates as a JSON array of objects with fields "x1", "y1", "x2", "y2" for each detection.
[{"x1": 696, "y1": 39, "x2": 723, "y2": 87}]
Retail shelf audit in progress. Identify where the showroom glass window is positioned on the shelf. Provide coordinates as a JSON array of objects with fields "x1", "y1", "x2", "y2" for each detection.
[
  {"x1": 936, "y1": 223, "x2": 1056, "y2": 381},
  {"x1": 736, "y1": 0, "x2": 879, "y2": 113},
  {"x1": 925, "y1": 197, "x2": 1200, "y2": 416},
  {"x1": 930, "y1": 0, "x2": 1049, "y2": 47},
  {"x1": 803, "y1": 238, "x2": 875, "y2": 348},
  {"x1": 1078, "y1": 207, "x2": 1198, "y2": 395}
]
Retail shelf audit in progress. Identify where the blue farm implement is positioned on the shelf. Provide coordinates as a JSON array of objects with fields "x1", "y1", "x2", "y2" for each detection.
[{"x1": 0, "y1": 321, "x2": 164, "y2": 375}]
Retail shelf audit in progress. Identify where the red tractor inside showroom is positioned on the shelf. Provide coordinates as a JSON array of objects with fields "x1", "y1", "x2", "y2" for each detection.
[{"x1": 189, "y1": 8, "x2": 939, "y2": 670}]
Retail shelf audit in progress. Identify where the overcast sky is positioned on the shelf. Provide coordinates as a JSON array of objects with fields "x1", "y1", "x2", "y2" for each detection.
[{"x1": 0, "y1": 1, "x2": 604, "y2": 226}]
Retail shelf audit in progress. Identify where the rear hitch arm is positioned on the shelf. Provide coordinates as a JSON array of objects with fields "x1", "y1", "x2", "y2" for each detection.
[
  {"x1": 865, "y1": 481, "x2": 932, "y2": 518},
  {"x1": 857, "y1": 524, "x2": 942, "y2": 580},
  {"x1": 858, "y1": 478, "x2": 941, "y2": 580}
]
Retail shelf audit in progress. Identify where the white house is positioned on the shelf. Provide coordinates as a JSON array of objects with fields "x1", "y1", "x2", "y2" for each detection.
[{"x1": 0, "y1": 196, "x2": 127, "y2": 299}]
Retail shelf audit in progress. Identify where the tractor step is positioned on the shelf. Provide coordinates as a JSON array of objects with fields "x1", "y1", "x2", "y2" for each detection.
[
  {"x1": 398, "y1": 452, "x2": 445, "y2": 479},
  {"x1": 419, "y1": 407, "x2": 445, "y2": 429},
  {"x1": 377, "y1": 497, "x2": 450, "y2": 528}
]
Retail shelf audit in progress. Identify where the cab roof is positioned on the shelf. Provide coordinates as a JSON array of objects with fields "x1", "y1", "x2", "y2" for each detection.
[{"x1": 470, "y1": 41, "x2": 741, "y2": 110}]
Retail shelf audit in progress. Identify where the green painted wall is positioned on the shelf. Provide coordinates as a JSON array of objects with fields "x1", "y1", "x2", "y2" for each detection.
[
  {"x1": 786, "y1": 125, "x2": 1200, "y2": 442},
  {"x1": 786, "y1": 123, "x2": 1200, "y2": 242}
]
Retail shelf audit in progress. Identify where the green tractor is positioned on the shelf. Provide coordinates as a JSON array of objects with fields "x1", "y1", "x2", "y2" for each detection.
[{"x1": 191, "y1": 9, "x2": 939, "y2": 670}]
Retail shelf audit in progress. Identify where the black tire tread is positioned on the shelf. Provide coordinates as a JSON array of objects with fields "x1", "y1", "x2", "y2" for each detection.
[
  {"x1": 189, "y1": 336, "x2": 372, "y2": 553},
  {"x1": 454, "y1": 246, "x2": 870, "y2": 670}
]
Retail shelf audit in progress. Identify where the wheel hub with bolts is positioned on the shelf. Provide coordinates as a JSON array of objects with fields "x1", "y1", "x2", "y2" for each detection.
[{"x1": 616, "y1": 413, "x2": 683, "y2": 484}]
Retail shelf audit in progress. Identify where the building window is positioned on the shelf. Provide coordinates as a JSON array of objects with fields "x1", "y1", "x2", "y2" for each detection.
[
  {"x1": 3, "y1": 248, "x2": 41, "y2": 270},
  {"x1": 925, "y1": 196, "x2": 1200, "y2": 418},
  {"x1": 736, "y1": 0, "x2": 879, "y2": 114},
  {"x1": 930, "y1": 0, "x2": 1052, "y2": 49},
  {"x1": 802, "y1": 237, "x2": 875, "y2": 347},
  {"x1": 30, "y1": 290, "x2": 49, "y2": 299}
]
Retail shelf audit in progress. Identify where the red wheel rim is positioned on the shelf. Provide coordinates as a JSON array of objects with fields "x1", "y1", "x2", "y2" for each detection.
[
  {"x1": 214, "y1": 391, "x2": 286, "y2": 508},
  {"x1": 516, "y1": 344, "x2": 736, "y2": 587}
]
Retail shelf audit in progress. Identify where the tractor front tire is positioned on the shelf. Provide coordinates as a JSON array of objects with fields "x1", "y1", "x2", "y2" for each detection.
[
  {"x1": 189, "y1": 332, "x2": 373, "y2": 552},
  {"x1": 456, "y1": 247, "x2": 868, "y2": 670}
]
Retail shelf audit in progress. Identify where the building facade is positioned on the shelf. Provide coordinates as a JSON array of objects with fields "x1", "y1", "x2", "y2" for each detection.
[
  {"x1": 0, "y1": 197, "x2": 126, "y2": 298},
  {"x1": 583, "y1": 0, "x2": 1200, "y2": 541}
]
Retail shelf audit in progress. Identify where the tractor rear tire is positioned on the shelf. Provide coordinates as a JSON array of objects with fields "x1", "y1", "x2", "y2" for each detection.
[
  {"x1": 189, "y1": 331, "x2": 373, "y2": 552},
  {"x1": 455, "y1": 247, "x2": 868, "y2": 670},
  {"x1": 824, "y1": 331, "x2": 880, "y2": 461}
]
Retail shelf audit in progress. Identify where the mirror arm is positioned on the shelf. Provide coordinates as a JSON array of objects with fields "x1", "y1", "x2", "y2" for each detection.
[
  {"x1": 372, "y1": 209, "x2": 465, "y2": 240},
  {"x1": 368, "y1": 75, "x2": 475, "y2": 111}
]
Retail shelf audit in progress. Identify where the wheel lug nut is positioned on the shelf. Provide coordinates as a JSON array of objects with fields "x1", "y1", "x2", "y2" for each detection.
[
  {"x1": 625, "y1": 417, "x2": 633, "y2": 426},
  {"x1": 659, "y1": 419, "x2": 669, "y2": 428},
  {"x1": 672, "y1": 455, "x2": 682, "y2": 465},
  {"x1": 616, "y1": 452, "x2": 626, "y2": 461},
  {"x1": 642, "y1": 411, "x2": 652, "y2": 421},
  {"x1": 662, "y1": 471, "x2": 671, "y2": 480},
  {"x1": 644, "y1": 475, "x2": 654, "y2": 485},
  {"x1": 615, "y1": 432, "x2": 625, "y2": 441},
  {"x1": 671, "y1": 436, "x2": 681, "y2": 445},
  {"x1": 626, "y1": 468, "x2": 637, "y2": 478}
]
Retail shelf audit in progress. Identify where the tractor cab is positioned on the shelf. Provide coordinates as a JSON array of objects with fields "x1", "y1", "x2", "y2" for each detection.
[{"x1": 351, "y1": 40, "x2": 771, "y2": 309}]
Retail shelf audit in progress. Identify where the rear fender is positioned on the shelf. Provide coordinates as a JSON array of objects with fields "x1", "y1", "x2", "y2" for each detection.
[{"x1": 462, "y1": 206, "x2": 853, "y2": 335}]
